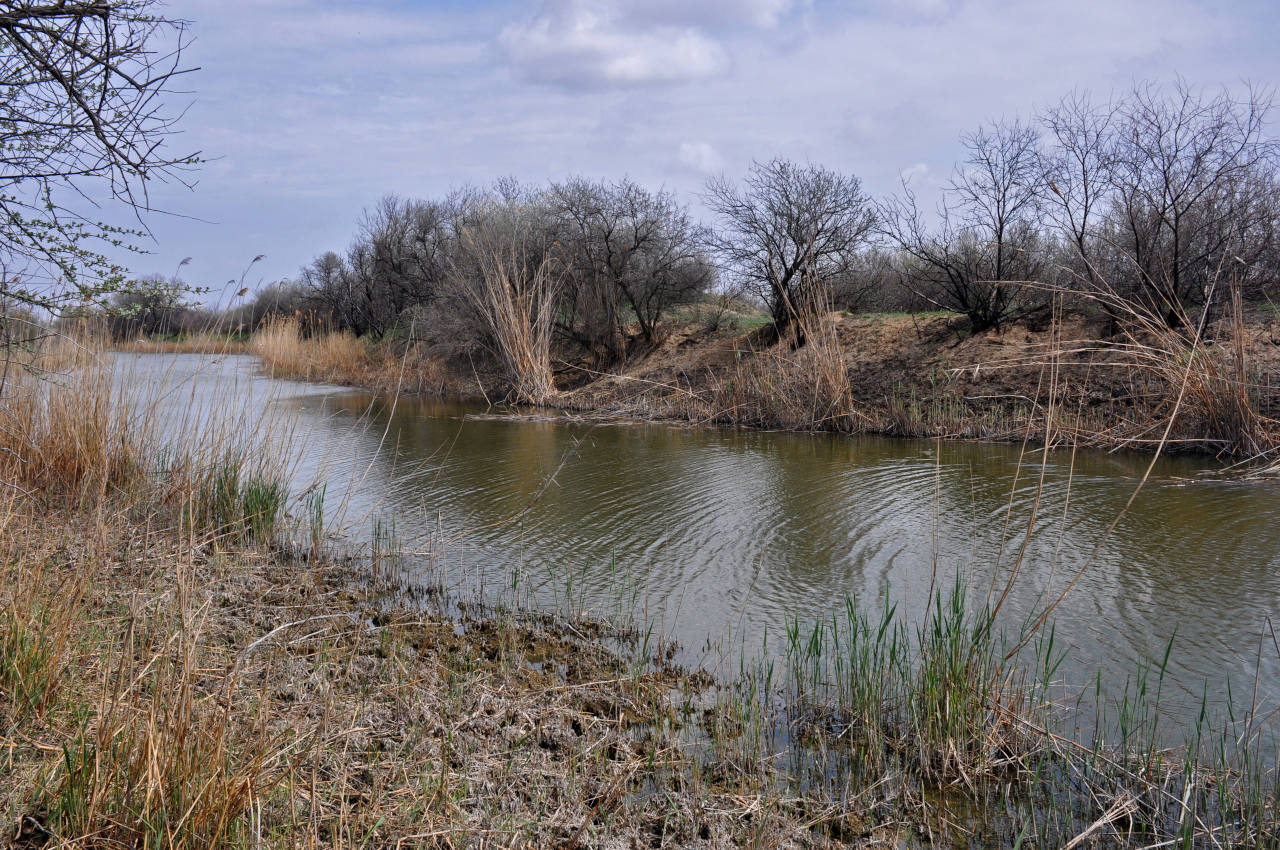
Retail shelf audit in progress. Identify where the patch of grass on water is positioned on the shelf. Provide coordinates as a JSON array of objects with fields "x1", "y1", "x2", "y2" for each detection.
[{"x1": 186, "y1": 451, "x2": 286, "y2": 544}]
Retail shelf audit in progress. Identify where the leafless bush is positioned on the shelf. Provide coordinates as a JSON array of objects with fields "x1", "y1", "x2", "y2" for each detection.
[
  {"x1": 1041, "y1": 81, "x2": 1280, "y2": 326},
  {"x1": 882, "y1": 119, "x2": 1047, "y2": 331},
  {"x1": 550, "y1": 177, "x2": 713, "y2": 363}
]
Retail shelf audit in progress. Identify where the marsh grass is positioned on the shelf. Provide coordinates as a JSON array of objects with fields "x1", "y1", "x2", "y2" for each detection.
[
  {"x1": 184, "y1": 450, "x2": 287, "y2": 544},
  {"x1": 2, "y1": 333, "x2": 1277, "y2": 847},
  {"x1": 113, "y1": 331, "x2": 248, "y2": 355},
  {"x1": 251, "y1": 317, "x2": 449, "y2": 395}
]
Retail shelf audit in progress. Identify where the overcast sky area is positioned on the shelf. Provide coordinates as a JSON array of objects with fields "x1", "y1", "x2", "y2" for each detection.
[{"x1": 119, "y1": 0, "x2": 1280, "y2": 303}]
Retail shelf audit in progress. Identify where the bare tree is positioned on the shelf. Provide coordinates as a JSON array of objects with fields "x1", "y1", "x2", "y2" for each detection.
[
  {"x1": 882, "y1": 120, "x2": 1046, "y2": 331},
  {"x1": 0, "y1": 1, "x2": 197, "y2": 314},
  {"x1": 1039, "y1": 91, "x2": 1117, "y2": 293},
  {"x1": 296, "y1": 195, "x2": 460, "y2": 338},
  {"x1": 705, "y1": 159, "x2": 876, "y2": 338},
  {"x1": 550, "y1": 177, "x2": 712, "y2": 362},
  {"x1": 1105, "y1": 80, "x2": 1279, "y2": 324}
]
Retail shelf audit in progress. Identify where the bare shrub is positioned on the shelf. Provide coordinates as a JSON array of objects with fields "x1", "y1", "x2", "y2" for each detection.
[
  {"x1": 882, "y1": 119, "x2": 1047, "y2": 331},
  {"x1": 550, "y1": 177, "x2": 713, "y2": 363}
]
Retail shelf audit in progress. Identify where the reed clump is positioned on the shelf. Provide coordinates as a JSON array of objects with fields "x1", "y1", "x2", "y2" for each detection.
[
  {"x1": 455, "y1": 216, "x2": 561, "y2": 406},
  {"x1": 114, "y1": 331, "x2": 248, "y2": 355},
  {"x1": 696, "y1": 310, "x2": 865, "y2": 432},
  {"x1": 251, "y1": 318, "x2": 448, "y2": 394},
  {"x1": 251, "y1": 317, "x2": 367, "y2": 382},
  {"x1": 0, "y1": 357, "x2": 149, "y2": 499},
  {"x1": 701, "y1": 570, "x2": 1280, "y2": 847}
]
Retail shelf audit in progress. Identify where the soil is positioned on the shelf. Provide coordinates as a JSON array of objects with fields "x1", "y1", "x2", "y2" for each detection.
[
  {"x1": 0, "y1": 504, "x2": 891, "y2": 848},
  {"x1": 550, "y1": 308, "x2": 1280, "y2": 453}
]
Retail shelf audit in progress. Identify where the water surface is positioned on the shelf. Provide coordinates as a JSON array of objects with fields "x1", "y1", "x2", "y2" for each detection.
[{"x1": 128, "y1": 352, "x2": 1280, "y2": 735}]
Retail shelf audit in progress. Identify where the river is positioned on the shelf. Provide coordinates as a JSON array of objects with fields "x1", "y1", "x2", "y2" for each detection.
[{"x1": 125, "y1": 351, "x2": 1280, "y2": 738}]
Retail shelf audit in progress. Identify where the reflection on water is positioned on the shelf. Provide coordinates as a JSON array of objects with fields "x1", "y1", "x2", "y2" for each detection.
[{"x1": 128, "y1": 353, "x2": 1280, "y2": 732}]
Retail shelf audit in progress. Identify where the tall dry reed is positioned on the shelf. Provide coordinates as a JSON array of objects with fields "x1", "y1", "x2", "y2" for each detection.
[
  {"x1": 251, "y1": 318, "x2": 368, "y2": 383},
  {"x1": 698, "y1": 279, "x2": 863, "y2": 431},
  {"x1": 457, "y1": 220, "x2": 560, "y2": 405},
  {"x1": 251, "y1": 318, "x2": 447, "y2": 394},
  {"x1": 1032, "y1": 267, "x2": 1277, "y2": 457}
]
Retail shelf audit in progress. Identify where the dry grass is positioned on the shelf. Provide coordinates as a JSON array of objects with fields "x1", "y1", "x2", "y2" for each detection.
[
  {"x1": 114, "y1": 332, "x2": 248, "y2": 355},
  {"x1": 690, "y1": 312, "x2": 865, "y2": 432},
  {"x1": 251, "y1": 318, "x2": 449, "y2": 395},
  {"x1": 457, "y1": 222, "x2": 560, "y2": 405},
  {"x1": 0, "y1": 356, "x2": 149, "y2": 499}
]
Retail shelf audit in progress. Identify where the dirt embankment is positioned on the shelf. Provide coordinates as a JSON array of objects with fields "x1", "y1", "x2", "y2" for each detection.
[
  {"x1": 173, "y1": 308, "x2": 1280, "y2": 455},
  {"x1": 553, "y1": 309, "x2": 1280, "y2": 454}
]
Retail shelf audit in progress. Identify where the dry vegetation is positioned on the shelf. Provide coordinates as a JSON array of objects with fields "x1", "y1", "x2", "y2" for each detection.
[
  {"x1": 251, "y1": 319, "x2": 459, "y2": 396},
  {"x1": 2, "y1": 337, "x2": 1277, "y2": 848},
  {"x1": 225, "y1": 291, "x2": 1280, "y2": 463},
  {"x1": 0, "y1": 341, "x2": 879, "y2": 848},
  {"x1": 113, "y1": 332, "x2": 249, "y2": 355}
]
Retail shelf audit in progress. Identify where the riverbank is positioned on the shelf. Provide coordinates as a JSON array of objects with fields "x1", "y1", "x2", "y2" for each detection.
[
  {"x1": 7, "y1": 481, "x2": 1279, "y2": 847},
  {"x1": 0, "y1": 356, "x2": 854, "y2": 847},
  {"x1": 231, "y1": 306, "x2": 1280, "y2": 459},
  {"x1": 1, "y1": 499, "x2": 877, "y2": 848},
  {"x1": 4, "y1": 350, "x2": 1278, "y2": 847}
]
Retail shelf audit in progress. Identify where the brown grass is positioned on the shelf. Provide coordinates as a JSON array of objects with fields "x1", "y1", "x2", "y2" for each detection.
[
  {"x1": 0, "y1": 356, "x2": 149, "y2": 499},
  {"x1": 691, "y1": 312, "x2": 865, "y2": 431},
  {"x1": 251, "y1": 318, "x2": 450, "y2": 395},
  {"x1": 457, "y1": 224, "x2": 560, "y2": 405},
  {"x1": 114, "y1": 332, "x2": 248, "y2": 355}
]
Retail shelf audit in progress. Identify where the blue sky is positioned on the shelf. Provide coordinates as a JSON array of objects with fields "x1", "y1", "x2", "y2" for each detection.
[{"x1": 114, "y1": 0, "x2": 1279, "y2": 304}]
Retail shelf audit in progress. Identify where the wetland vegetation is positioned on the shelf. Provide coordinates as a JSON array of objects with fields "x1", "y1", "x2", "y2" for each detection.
[
  {"x1": 2, "y1": 3, "x2": 1279, "y2": 842},
  {"x1": 0, "y1": 344, "x2": 1275, "y2": 847}
]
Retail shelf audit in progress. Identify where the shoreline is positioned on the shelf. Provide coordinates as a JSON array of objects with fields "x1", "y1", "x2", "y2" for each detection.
[
  {"x1": 117, "y1": 306, "x2": 1280, "y2": 460},
  {"x1": 3, "y1": 351, "x2": 1277, "y2": 846},
  {"x1": 9, "y1": 495, "x2": 1277, "y2": 847}
]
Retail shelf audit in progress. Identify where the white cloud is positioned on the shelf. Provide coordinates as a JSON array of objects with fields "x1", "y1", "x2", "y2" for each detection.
[
  {"x1": 98, "y1": 0, "x2": 1274, "y2": 296},
  {"x1": 499, "y1": 0, "x2": 732, "y2": 88},
  {"x1": 677, "y1": 141, "x2": 727, "y2": 174},
  {"x1": 615, "y1": 0, "x2": 802, "y2": 30},
  {"x1": 899, "y1": 163, "x2": 932, "y2": 186}
]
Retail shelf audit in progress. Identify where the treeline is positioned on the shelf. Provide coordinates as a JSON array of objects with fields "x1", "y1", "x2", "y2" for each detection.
[{"x1": 97, "y1": 80, "x2": 1280, "y2": 400}]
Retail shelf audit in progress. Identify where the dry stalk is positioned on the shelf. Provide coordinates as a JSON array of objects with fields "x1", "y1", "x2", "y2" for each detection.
[{"x1": 457, "y1": 223, "x2": 561, "y2": 405}]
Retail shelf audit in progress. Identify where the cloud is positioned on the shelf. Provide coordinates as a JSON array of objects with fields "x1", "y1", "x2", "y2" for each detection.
[
  {"x1": 499, "y1": 0, "x2": 734, "y2": 88},
  {"x1": 677, "y1": 141, "x2": 727, "y2": 174},
  {"x1": 616, "y1": 0, "x2": 802, "y2": 30},
  {"x1": 99, "y1": 0, "x2": 1275, "y2": 297},
  {"x1": 899, "y1": 163, "x2": 932, "y2": 186}
]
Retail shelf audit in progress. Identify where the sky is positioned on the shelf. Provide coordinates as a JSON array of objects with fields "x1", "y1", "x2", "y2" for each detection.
[{"x1": 109, "y1": 0, "x2": 1280, "y2": 303}]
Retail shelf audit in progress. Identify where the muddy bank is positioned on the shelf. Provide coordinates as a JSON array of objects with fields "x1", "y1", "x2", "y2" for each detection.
[
  {"x1": 556, "y1": 309, "x2": 1280, "y2": 451},
  {"x1": 2, "y1": 501, "x2": 897, "y2": 848},
  {"x1": 132, "y1": 308, "x2": 1280, "y2": 456}
]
